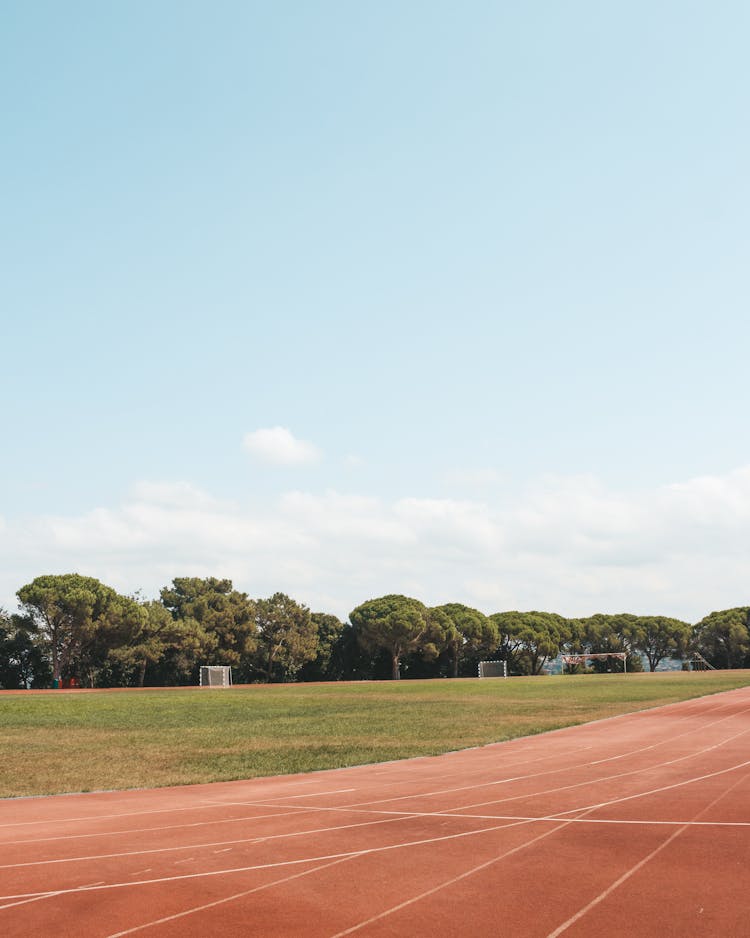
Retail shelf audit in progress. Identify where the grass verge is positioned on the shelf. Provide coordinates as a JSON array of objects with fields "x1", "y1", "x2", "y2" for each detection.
[{"x1": 1, "y1": 671, "x2": 749, "y2": 798}]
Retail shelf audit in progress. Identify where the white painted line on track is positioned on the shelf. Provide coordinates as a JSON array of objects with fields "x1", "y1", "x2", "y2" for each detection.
[
  {"x1": 105, "y1": 854, "x2": 356, "y2": 938},
  {"x1": 545, "y1": 771, "x2": 749, "y2": 937},
  {"x1": 0, "y1": 807, "x2": 319, "y2": 848},
  {"x1": 0, "y1": 812, "x2": 425, "y2": 870},
  {"x1": 0, "y1": 815, "x2": 553, "y2": 905},
  {"x1": 204, "y1": 787, "x2": 356, "y2": 805},
  {"x1": 549, "y1": 752, "x2": 750, "y2": 818},
  {"x1": 0, "y1": 785, "x2": 355, "y2": 831}
]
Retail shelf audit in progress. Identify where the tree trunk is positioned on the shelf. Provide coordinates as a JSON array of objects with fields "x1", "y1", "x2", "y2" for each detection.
[
  {"x1": 52, "y1": 638, "x2": 60, "y2": 685},
  {"x1": 451, "y1": 648, "x2": 459, "y2": 678},
  {"x1": 391, "y1": 653, "x2": 400, "y2": 680},
  {"x1": 138, "y1": 659, "x2": 147, "y2": 687}
]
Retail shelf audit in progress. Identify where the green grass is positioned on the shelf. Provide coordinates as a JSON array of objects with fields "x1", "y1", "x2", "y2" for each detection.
[{"x1": 1, "y1": 671, "x2": 749, "y2": 798}]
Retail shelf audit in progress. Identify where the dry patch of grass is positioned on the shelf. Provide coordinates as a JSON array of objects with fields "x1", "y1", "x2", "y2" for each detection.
[{"x1": 1, "y1": 671, "x2": 749, "y2": 797}]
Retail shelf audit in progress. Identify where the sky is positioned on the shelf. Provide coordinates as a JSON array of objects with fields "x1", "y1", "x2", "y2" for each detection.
[{"x1": 2, "y1": 1, "x2": 749, "y2": 622}]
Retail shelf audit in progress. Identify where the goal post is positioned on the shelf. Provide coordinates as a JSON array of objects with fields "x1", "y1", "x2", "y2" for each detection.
[
  {"x1": 199, "y1": 665, "x2": 233, "y2": 687},
  {"x1": 478, "y1": 660, "x2": 507, "y2": 679}
]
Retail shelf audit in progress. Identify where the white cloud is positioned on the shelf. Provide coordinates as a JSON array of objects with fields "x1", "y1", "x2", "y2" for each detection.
[
  {"x1": 1, "y1": 467, "x2": 749, "y2": 622},
  {"x1": 242, "y1": 427, "x2": 320, "y2": 466}
]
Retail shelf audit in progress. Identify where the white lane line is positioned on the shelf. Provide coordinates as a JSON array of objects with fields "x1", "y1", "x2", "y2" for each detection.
[
  {"x1": 1, "y1": 807, "x2": 319, "y2": 848},
  {"x1": 105, "y1": 855, "x2": 356, "y2": 938},
  {"x1": 0, "y1": 786, "x2": 354, "y2": 832},
  {"x1": 376, "y1": 812, "x2": 750, "y2": 829},
  {"x1": 204, "y1": 788, "x2": 356, "y2": 805},
  {"x1": 549, "y1": 752, "x2": 750, "y2": 818},
  {"x1": 0, "y1": 812, "x2": 422, "y2": 870},
  {"x1": 0, "y1": 892, "x2": 67, "y2": 913},
  {"x1": 0, "y1": 815, "x2": 548, "y2": 905},
  {"x1": 0, "y1": 801, "x2": 242, "y2": 831},
  {"x1": 545, "y1": 771, "x2": 749, "y2": 937},
  {"x1": 248, "y1": 801, "x2": 750, "y2": 830}
]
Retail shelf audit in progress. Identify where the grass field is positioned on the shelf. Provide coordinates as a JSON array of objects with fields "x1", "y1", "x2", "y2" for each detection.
[{"x1": 1, "y1": 671, "x2": 749, "y2": 799}]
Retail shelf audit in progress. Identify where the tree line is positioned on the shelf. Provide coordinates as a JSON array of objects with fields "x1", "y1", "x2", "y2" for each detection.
[{"x1": 0, "y1": 573, "x2": 748, "y2": 689}]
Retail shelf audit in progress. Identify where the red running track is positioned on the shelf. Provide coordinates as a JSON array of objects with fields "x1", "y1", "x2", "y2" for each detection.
[{"x1": 2, "y1": 687, "x2": 750, "y2": 937}]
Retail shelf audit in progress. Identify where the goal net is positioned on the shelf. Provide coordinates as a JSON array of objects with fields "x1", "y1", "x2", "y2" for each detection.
[
  {"x1": 199, "y1": 666, "x2": 233, "y2": 687},
  {"x1": 478, "y1": 660, "x2": 507, "y2": 679}
]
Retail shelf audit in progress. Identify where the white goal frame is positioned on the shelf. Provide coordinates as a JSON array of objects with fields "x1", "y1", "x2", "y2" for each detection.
[
  {"x1": 478, "y1": 660, "x2": 508, "y2": 679},
  {"x1": 560, "y1": 652, "x2": 628, "y2": 673},
  {"x1": 199, "y1": 665, "x2": 233, "y2": 687}
]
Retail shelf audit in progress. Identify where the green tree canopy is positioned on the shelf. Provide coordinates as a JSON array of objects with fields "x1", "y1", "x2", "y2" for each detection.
[
  {"x1": 252, "y1": 593, "x2": 318, "y2": 682},
  {"x1": 349, "y1": 594, "x2": 430, "y2": 680},
  {"x1": 693, "y1": 607, "x2": 750, "y2": 669},
  {"x1": 0, "y1": 610, "x2": 51, "y2": 689},
  {"x1": 17, "y1": 574, "x2": 120, "y2": 683},
  {"x1": 431, "y1": 603, "x2": 497, "y2": 677},
  {"x1": 626, "y1": 615, "x2": 692, "y2": 671},
  {"x1": 105, "y1": 599, "x2": 205, "y2": 686},
  {"x1": 491, "y1": 611, "x2": 570, "y2": 675},
  {"x1": 160, "y1": 577, "x2": 257, "y2": 670},
  {"x1": 297, "y1": 613, "x2": 345, "y2": 682}
]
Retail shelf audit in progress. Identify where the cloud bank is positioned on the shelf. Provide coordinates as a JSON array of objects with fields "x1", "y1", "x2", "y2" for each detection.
[{"x1": 2, "y1": 466, "x2": 749, "y2": 623}]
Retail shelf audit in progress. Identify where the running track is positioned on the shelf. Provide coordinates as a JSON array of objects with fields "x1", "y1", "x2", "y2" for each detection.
[{"x1": 2, "y1": 687, "x2": 750, "y2": 937}]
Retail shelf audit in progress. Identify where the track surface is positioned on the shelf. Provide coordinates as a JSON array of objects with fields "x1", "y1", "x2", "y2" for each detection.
[{"x1": 2, "y1": 687, "x2": 750, "y2": 937}]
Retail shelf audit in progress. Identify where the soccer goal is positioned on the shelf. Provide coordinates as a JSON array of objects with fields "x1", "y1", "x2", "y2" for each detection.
[
  {"x1": 560, "y1": 652, "x2": 628, "y2": 673},
  {"x1": 478, "y1": 660, "x2": 508, "y2": 679},
  {"x1": 199, "y1": 666, "x2": 233, "y2": 687}
]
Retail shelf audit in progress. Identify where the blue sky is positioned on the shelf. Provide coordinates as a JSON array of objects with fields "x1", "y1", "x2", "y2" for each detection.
[{"x1": 2, "y1": 1, "x2": 749, "y2": 621}]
